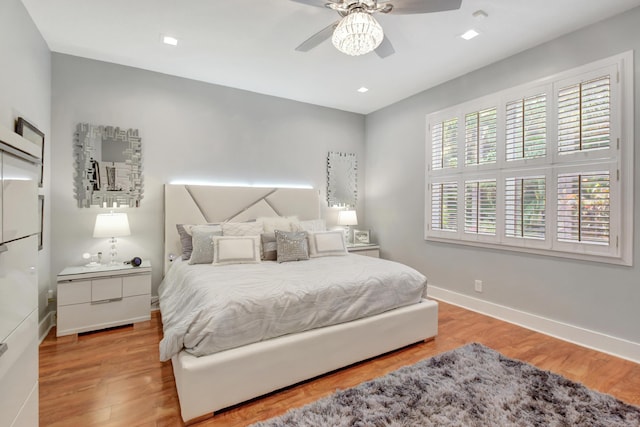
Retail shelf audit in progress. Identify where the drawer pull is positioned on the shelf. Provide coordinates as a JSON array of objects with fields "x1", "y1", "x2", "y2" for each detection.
[
  {"x1": 0, "y1": 244, "x2": 7, "y2": 254},
  {"x1": 0, "y1": 342, "x2": 7, "y2": 358},
  {"x1": 91, "y1": 297, "x2": 123, "y2": 305}
]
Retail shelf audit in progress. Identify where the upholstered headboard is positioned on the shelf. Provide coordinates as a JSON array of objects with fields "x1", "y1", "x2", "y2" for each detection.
[{"x1": 164, "y1": 184, "x2": 321, "y2": 273}]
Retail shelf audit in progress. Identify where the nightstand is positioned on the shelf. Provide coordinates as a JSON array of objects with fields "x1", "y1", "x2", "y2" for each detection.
[
  {"x1": 346, "y1": 243, "x2": 380, "y2": 258},
  {"x1": 56, "y1": 260, "x2": 151, "y2": 337}
]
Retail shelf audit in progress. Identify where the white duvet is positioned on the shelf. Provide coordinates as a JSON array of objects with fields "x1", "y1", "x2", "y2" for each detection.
[{"x1": 158, "y1": 255, "x2": 427, "y2": 361}]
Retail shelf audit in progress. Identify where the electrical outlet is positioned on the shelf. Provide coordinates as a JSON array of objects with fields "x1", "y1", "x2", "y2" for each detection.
[{"x1": 474, "y1": 279, "x2": 483, "y2": 293}]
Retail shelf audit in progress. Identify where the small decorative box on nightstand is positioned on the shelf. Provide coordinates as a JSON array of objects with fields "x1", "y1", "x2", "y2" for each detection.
[
  {"x1": 346, "y1": 243, "x2": 380, "y2": 258},
  {"x1": 56, "y1": 260, "x2": 151, "y2": 337}
]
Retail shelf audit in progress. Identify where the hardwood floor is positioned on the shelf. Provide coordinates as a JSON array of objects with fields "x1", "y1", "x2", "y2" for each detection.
[{"x1": 39, "y1": 301, "x2": 640, "y2": 426}]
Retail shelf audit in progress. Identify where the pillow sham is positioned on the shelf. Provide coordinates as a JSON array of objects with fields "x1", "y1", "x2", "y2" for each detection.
[
  {"x1": 212, "y1": 235, "x2": 261, "y2": 265},
  {"x1": 260, "y1": 232, "x2": 277, "y2": 261},
  {"x1": 188, "y1": 225, "x2": 223, "y2": 264},
  {"x1": 275, "y1": 230, "x2": 309, "y2": 263},
  {"x1": 222, "y1": 221, "x2": 264, "y2": 236},
  {"x1": 295, "y1": 219, "x2": 327, "y2": 233},
  {"x1": 258, "y1": 216, "x2": 300, "y2": 233},
  {"x1": 308, "y1": 230, "x2": 347, "y2": 258}
]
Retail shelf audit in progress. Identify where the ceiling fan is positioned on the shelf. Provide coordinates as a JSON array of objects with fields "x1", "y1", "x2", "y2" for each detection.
[{"x1": 292, "y1": 0, "x2": 463, "y2": 57}]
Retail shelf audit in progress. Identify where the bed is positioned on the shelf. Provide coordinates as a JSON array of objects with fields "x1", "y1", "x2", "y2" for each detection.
[{"x1": 161, "y1": 184, "x2": 438, "y2": 424}]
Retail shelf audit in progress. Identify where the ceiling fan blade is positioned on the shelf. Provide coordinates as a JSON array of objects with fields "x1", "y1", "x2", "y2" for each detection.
[
  {"x1": 382, "y1": 0, "x2": 462, "y2": 15},
  {"x1": 290, "y1": 0, "x2": 337, "y2": 9},
  {"x1": 375, "y1": 36, "x2": 395, "y2": 58},
  {"x1": 295, "y1": 21, "x2": 339, "y2": 52}
]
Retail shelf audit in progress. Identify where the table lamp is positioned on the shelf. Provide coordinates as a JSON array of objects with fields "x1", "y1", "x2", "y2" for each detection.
[
  {"x1": 337, "y1": 210, "x2": 358, "y2": 243},
  {"x1": 93, "y1": 212, "x2": 130, "y2": 265}
]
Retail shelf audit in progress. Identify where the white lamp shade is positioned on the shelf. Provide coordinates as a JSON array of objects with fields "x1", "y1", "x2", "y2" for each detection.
[
  {"x1": 93, "y1": 213, "x2": 131, "y2": 238},
  {"x1": 337, "y1": 210, "x2": 358, "y2": 226}
]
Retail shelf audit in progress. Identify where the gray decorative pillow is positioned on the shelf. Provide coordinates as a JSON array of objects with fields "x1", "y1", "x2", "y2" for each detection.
[
  {"x1": 188, "y1": 226, "x2": 223, "y2": 264},
  {"x1": 177, "y1": 223, "x2": 220, "y2": 260},
  {"x1": 176, "y1": 224, "x2": 193, "y2": 260},
  {"x1": 275, "y1": 230, "x2": 309, "y2": 263},
  {"x1": 261, "y1": 232, "x2": 277, "y2": 261}
]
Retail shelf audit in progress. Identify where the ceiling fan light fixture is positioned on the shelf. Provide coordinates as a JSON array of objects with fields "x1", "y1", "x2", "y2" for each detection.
[{"x1": 331, "y1": 10, "x2": 383, "y2": 56}]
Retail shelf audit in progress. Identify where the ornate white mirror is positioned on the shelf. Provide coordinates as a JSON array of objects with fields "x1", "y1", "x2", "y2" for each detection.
[
  {"x1": 74, "y1": 123, "x2": 143, "y2": 208},
  {"x1": 327, "y1": 151, "x2": 357, "y2": 208}
]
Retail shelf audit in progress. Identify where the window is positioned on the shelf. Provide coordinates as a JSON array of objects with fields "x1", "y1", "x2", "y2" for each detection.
[
  {"x1": 558, "y1": 76, "x2": 610, "y2": 153},
  {"x1": 505, "y1": 94, "x2": 546, "y2": 160},
  {"x1": 464, "y1": 180, "x2": 497, "y2": 235},
  {"x1": 425, "y1": 52, "x2": 633, "y2": 265},
  {"x1": 431, "y1": 118, "x2": 458, "y2": 170},
  {"x1": 505, "y1": 176, "x2": 546, "y2": 239},
  {"x1": 465, "y1": 108, "x2": 497, "y2": 165},
  {"x1": 557, "y1": 172, "x2": 610, "y2": 244},
  {"x1": 430, "y1": 182, "x2": 458, "y2": 232}
]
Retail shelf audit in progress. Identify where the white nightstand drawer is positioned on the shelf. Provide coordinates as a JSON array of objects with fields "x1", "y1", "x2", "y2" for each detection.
[
  {"x1": 347, "y1": 244, "x2": 380, "y2": 258},
  {"x1": 57, "y1": 294, "x2": 150, "y2": 336},
  {"x1": 123, "y1": 274, "x2": 150, "y2": 297},
  {"x1": 355, "y1": 249, "x2": 379, "y2": 257},
  {"x1": 57, "y1": 280, "x2": 91, "y2": 305},
  {"x1": 91, "y1": 277, "x2": 122, "y2": 302}
]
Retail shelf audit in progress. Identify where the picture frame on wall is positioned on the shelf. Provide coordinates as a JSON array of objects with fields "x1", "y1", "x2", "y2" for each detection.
[
  {"x1": 16, "y1": 117, "x2": 45, "y2": 188},
  {"x1": 38, "y1": 195, "x2": 44, "y2": 251},
  {"x1": 353, "y1": 229, "x2": 370, "y2": 244}
]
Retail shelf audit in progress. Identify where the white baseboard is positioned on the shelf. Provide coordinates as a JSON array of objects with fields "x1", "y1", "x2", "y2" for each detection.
[
  {"x1": 427, "y1": 285, "x2": 640, "y2": 364},
  {"x1": 38, "y1": 310, "x2": 56, "y2": 344}
]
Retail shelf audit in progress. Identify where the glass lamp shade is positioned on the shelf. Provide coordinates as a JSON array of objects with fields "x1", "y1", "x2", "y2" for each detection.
[
  {"x1": 93, "y1": 212, "x2": 131, "y2": 238},
  {"x1": 337, "y1": 210, "x2": 358, "y2": 226},
  {"x1": 332, "y1": 11, "x2": 384, "y2": 56}
]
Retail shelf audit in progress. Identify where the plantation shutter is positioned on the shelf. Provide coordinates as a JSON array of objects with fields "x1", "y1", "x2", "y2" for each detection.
[
  {"x1": 557, "y1": 172, "x2": 610, "y2": 244},
  {"x1": 464, "y1": 180, "x2": 497, "y2": 235},
  {"x1": 558, "y1": 75, "x2": 611, "y2": 153},
  {"x1": 431, "y1": 182, "x2": 458, "y2": 231},
  {"x1": 431, "y1": 118, "x2": 458, "y2": 170},
  {"x1": 505, "y1": 177, "x2": 546, "y2": 239},
  {"x1": 505, "y1": 94, "x2": 546, "y2": 160},
  {"x1": 465, "y1": 107, "x2": 497, "y2": 165}
]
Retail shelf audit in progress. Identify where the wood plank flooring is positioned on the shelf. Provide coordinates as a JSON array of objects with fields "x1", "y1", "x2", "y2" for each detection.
[{"x1": 39, "y1": 301, "x2": 640, "y2": 426}]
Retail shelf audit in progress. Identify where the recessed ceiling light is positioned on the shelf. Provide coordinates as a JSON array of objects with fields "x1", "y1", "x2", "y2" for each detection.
[
  {"x1": 460, "y1": 29, "x2": 479, "y2": 41},
  {"x1": 357, "y1": 87, "x2": 369, "y2": 93},
  {"x1": 163, "y1": 36, "x2": 178, "y2": 46}
]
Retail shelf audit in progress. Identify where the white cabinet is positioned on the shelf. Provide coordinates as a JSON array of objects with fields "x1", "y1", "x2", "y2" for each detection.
[
  {"x1": 0, "y1": 126, "x2": 40, "y2": 427},
  {"x1": 2, "y1": 153, "x2": 38, "y2": 241},
  {"x1": 347, "y1": 244, "x2": 380, "y2": 258},
  {"x1": 57, "y1": 261, "x2": 151, "y2": 337}
]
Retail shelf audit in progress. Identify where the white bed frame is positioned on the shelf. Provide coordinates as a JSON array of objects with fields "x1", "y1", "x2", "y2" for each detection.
[{"x1": 163, "y1": 184, "x2": 439, "y2": 424}]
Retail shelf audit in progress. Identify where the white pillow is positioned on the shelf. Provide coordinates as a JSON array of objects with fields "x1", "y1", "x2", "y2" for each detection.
[
  {"x1": 296, "y1": 219, "x2": 327, "y2": 232},
  {"x1": 222, "y1": 221, "x2": 264, "y2": 236},
  {"x1": 308, "y1": 231, "x2": 347, "y2": 257},
  {"x1": 212, "y1": 236, "x2": 261, "y2": 265},
  {"x1": 258, "y1": 216, "x2": 300, "y2": 233}
]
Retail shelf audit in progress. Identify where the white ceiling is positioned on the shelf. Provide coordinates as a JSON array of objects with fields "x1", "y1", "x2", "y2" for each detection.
[{"x1": 21, "y1": 0, "x2": 640, "y2": 114}]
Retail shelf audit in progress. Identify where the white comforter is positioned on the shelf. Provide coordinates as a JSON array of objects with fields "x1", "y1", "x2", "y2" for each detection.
[{"x1": 158, "y1": 255, "x2": 427, "y2": 361}]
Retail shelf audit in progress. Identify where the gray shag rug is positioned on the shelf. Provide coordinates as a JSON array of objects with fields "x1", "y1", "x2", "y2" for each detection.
[{"x1": 252, "y1": 343, "x2": 640, "y2": 427}]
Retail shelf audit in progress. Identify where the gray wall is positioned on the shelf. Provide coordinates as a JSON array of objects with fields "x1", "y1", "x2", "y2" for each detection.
[
  {"x1": 0, "y1": 0, "x2": 52, "y2": 323},
  {"x1": 51, "y1": 54, "x2": 366, "y2": 294},
  {"x1": 365, "y1": 7, "x2": 640, "y2": 344}
]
